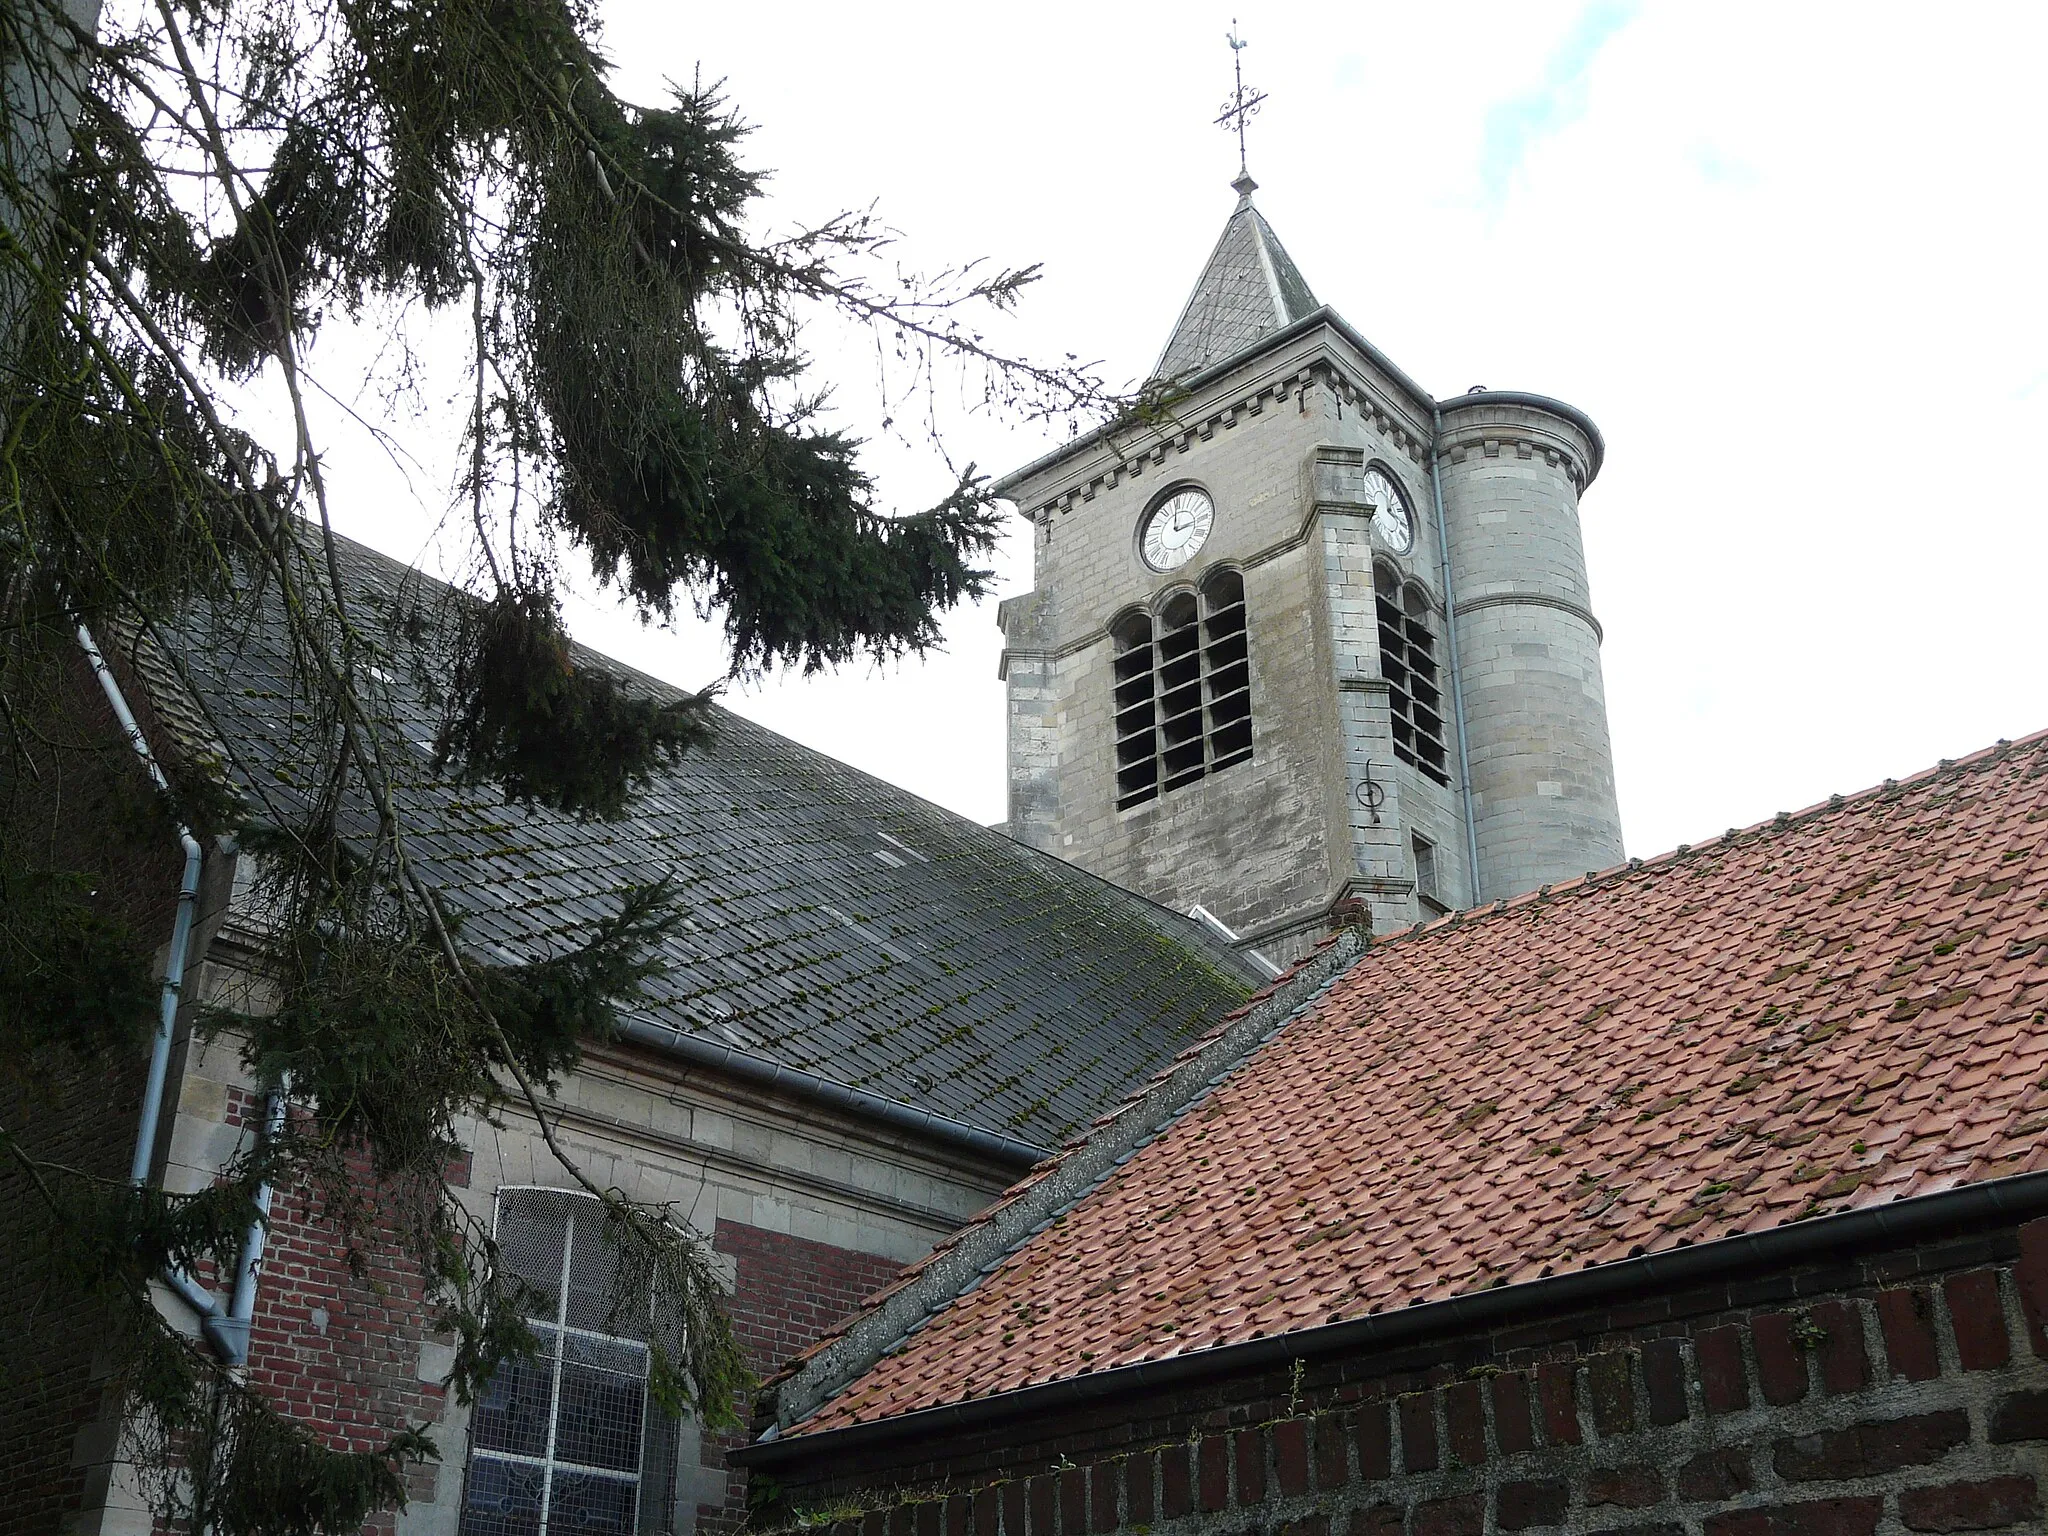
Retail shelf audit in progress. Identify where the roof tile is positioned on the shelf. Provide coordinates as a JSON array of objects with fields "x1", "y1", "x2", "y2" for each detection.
[{"x1": 793, "y1": 732, "x2": 2048, "y2": 1433}]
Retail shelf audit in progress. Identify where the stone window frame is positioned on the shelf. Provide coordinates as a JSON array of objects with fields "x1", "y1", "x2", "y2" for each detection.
[
  {"x1": 1111, "y1": 567, "x2": 1254, "y2": 811},
  {"x1": 1374, "y1": 560, "x2": 1451, "y2": 786},
  {"x1": 457, "y1": 1185, "x2": 681, "y2": 1536}
]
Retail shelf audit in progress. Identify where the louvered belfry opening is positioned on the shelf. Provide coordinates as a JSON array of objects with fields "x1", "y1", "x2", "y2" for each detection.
[
  {"x1": 1112, "y1": 612, "x2": 1160, "y2": 807},
  {"x1": 1114, "y1": 570, "x2": 1255, "y2": 811},
  {"x1": 1376, "y1": 563, "x2": 1450, "y2": 785}
]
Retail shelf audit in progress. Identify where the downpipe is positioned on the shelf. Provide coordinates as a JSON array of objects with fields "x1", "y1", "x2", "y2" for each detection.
[
  {"x1": 78, "y1": 622, "x2": 271, "y2": 1365},
  {"x1": 1427, "y1": 407, "x2": 1483, "y2": 907}
]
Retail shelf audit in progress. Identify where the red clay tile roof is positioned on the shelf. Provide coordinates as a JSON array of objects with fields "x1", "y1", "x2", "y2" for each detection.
[{"x1": 792, "y1": 731, "x2": 2048, "y2": 1434}]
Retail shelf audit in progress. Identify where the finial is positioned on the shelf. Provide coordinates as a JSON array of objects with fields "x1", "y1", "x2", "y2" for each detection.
[
  {"x1": 1215, "y1": 20, "x2": 1269, "y2": 184},
  {"x1": 1231, "y1": 172, "x2": 1258, "y2": 205}
]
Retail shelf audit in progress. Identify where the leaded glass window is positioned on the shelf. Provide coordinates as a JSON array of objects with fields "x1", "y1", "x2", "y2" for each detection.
[{"x1": 459, "y1": 1189, "x2": 681, "y2": 1536}]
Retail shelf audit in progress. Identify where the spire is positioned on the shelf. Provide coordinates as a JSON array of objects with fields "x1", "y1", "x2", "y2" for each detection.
[{"x1": 1153, "y1": 179, "x2": 1320, "y2": 382}]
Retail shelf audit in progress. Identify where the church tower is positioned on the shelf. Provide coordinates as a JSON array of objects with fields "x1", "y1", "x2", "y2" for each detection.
[{"x1": 995, "y1": 178, "x2": 1624, "y2": 961}]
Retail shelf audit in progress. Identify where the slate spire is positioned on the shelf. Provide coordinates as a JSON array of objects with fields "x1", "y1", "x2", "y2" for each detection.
[{"x1": 1153, "y1": 175, "x2": 1319, "y2": 382}]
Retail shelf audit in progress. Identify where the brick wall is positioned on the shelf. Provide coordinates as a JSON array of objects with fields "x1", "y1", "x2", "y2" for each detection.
[
  {"x1": 686, "y1": 1222, "x2": 909, "y2": 1534},
  {"x1": 757, "y1": 1218, "x2": 2048, "y2": 1536},
  {"x1": 717, "y1": 1220, "x2": 907, "y2": 1378},
  {"x1": 0, "y1": 645, "x2": 190, "y2": 1536},
  {"x1": 237, "y1": 1105, "x2": 448, "y2": 1516}
]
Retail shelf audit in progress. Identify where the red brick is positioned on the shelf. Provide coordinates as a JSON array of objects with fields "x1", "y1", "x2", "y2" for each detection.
[
  {"x1": 1944, "y1": 1271, "x2": 2011, "y2": 1372},
  {"x1": 1028, "y1": 1472, "x2": 1055, "y2": 1535},
  {"x1": 1349, "y1": 1510, "x2": 1402, "y2": 1536},
  {"x1": 1087, "y1": 1464, "x2": 1115, "y2": 1533},
  {"x1": 1353, "y1": 1401, "x2": 1392, "y2": 1480},
  {"x1": 1808, "y1": 1302, "x2": 1869, "y2": 1395},
  {"x1": 1697, "y1": 1324, "x2": 1751, "y2": 1414},
  {"x1": 1160, "y1": 1443, "x2": 1191, "y2": 1519},
  {"x1": 1988, "y1": 1388, "x2": 2048, "y2": 1443},
  {"x1": 1705, "y1": 1501, "x2": 1882, "y2": 1536},
  {"x1": 1491, "y1": 1371, "x2": 1535, "y2": 1454},
  {"x1": 1399, "y1": 1392, "x2": 1439, "y2": 1472},
  {"x1": 1752, "y1": 1312, "x2": 1809, "y2": 1405},
  {"x1": 1899, "y1": 1475, "x2": 2040, "y2": 1532},
  {"x1": 1273, "y1": 1418, "x2": 1309, "y2": 1497},
  {"x1": 1589, "y1": 1465, "x2": 1664, "y2": 1508},
  {"x1": 1680, "y1": 1448, "x2": 1755, "y2": 1501},
  {"x1": 890, "y1": 1505, "x2": 913, "y2": 1536},
  {"x1": 1588, "y1": 1350, "x2": 1635, "y2": 1433},
  {"x1": 2017, "y1": 1217, "x2": 2048, "y2": 1357},
  {"x1": 1122, "y1": 1454, "x2": 1153, "y2": 1527},
  {"x1": 1497, "y1": 1479, "x2": 1569, "y2": 1532},
  {"x1": 1002, "y1": 1480, "x2": 1026, "y2": 1536},
  {"x1": 1233, "y1": 1428, "x2": 1265, "y2": 1505},
  {"x1": 1196, "y1": 1435, "x2": 1227, "y2": 1513},
  {"x1": 1414, "y1": 1493, "x2": 1485, "y2": 1536},
  {"x1": 1444, "y1": 1380, "x2": 1485, "y2": 1466},
  {"x1": 1315, "y1": 1413, "x2": 1349, "y2": 1490},
  {"x1": 1773, "y1": 1411, "x2": 1969, "y2": 1481},
  {"x1": 862, "y1": 1510, "x2": 886, "y2": 1536},
  {"x1": 1537, "y1": 1361, "x2": 1580, "y2": 1445},
  {"x1": 917, "y1": 1501, "x2": 941, "y2": 1536},
  {"x1": 1643, "y1": 1337, "x2": 1688, "y2": 1425},
  {"x1": 1879, "y1": 1287, "x2": 1941, "y2": 1382},
  {"x1": 972, "y1": 1486, "x2": 997, "y2": 1536}
]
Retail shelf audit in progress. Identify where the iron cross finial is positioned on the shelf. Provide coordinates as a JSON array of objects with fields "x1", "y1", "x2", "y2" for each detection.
[{"x1": 1215, "y1": 21, "x2": 1269, "y2": 184}]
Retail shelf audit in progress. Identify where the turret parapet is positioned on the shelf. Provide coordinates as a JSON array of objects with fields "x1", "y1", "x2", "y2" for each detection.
[{"x1": 1435, "y1": 390, "x2": 1604, "y2": 491}]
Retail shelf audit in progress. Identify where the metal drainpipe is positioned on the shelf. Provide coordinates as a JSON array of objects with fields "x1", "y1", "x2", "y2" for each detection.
[
  {"x1": 78, "y1": 621, "x2": 265, "y2": 1364},
  {"x1": 1427, "y1": 408, "x2": 1483, "y2": 907},
  {"x1": 77, "y1": 623, "x2": 202, "y2": 1187},
  {"x1": 207, "y1": 1083, "x2": 287, "y2": 1362}
]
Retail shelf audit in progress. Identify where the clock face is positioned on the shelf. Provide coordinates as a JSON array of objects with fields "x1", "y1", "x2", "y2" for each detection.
[
  {"x1": 1140, "y1": 488, "x2": 1215, "y2": 571},
  {"x1": 1363, "y1": 467, "x2": 1414, "y2": 554}
]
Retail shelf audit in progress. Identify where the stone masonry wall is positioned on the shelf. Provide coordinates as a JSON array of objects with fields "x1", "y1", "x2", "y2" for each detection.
[
  {"x1": 1436, "y1": 400, "x2": 1624, "y2": 903},
  {"x1": 999, "y1": 333, "x2": 1461, "y2": 951},
  {"x1": 759, "y1": 1218, "x2": 2048, "y2": 1536}
]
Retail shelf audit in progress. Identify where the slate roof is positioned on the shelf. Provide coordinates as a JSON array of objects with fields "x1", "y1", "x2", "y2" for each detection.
[
  {"x1": 1154, "y1": 178, "x2": 1320, "y2": 382},
  {"x1": 788, "y1": 729, "x2": 2048, "y2": 1431},
  {"x1": 154, "y1": 535, "x2": 1261, "y2": 1149}
]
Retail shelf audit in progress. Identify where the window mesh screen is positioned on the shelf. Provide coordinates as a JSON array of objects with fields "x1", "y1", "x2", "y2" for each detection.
[
  {"x1": 460, "y1": 1189, "x2": 680, "y2": 1536},
  {"x1": 1377, "y1": 571, "x2": 1450, "y2": 786},
  {"x1": 1112, "y1": 571, "x2": 1255, "y2": 810}
]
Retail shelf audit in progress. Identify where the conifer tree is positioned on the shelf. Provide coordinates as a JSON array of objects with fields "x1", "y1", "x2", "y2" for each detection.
[{"x1": 0, "y1": 0, "x2": 1110, "y2": 1523}]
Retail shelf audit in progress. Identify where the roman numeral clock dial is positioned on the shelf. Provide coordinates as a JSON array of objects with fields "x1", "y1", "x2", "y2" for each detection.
[{"x1": 1140, "y1": 488, "x2": 1215, "y2": 571}]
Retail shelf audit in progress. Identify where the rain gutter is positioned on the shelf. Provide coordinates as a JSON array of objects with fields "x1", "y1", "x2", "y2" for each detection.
[
  {"x1": 615, "y1": 1016, "x2": 1051, "y2": 1170},
  {"x1": 79, "y1": 622, "x2": 269, "y2": 1365},
  {"x1": 734, "y1": 1167, "x2": 2048, "y2": 1468}
]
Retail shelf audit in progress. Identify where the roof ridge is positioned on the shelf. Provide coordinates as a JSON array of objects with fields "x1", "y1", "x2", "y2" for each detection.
[
  {"x1": 1364, "y1": 727, "x2": 2048, "y2": 953},
  {"x1": 756, "y1": 927, "x2": 1368, "y2": 1437}
]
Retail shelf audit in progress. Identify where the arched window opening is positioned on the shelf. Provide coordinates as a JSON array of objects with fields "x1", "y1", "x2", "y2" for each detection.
[
  {"x1": 1112, "y1": 573, "x2": 1256, "y2": 811},
  {"x1": 459, "y1": 1188, "x2": 681, "y2": 1536},
  {"x1": 1112, "y1": 613, "x2": 1159, "y2": 808},
  {"x1": 1377, "y1": 569, "x2": 1450, "y2": 785}
]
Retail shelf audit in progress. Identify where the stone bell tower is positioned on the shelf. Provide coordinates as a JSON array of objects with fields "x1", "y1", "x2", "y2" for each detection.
[{"x1": 994, "y1": 177, "x2": 1624, "y2": 961}]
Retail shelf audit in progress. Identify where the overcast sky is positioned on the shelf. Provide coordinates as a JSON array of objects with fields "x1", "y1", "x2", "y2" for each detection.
[{"x1": 321, "y1": 1, "x2": 2048, "y2": 864}]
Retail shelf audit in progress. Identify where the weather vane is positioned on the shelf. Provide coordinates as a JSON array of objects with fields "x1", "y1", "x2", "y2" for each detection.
[{"x1": 1215, "y1": 21, "x2": 1268, "y2": 183}]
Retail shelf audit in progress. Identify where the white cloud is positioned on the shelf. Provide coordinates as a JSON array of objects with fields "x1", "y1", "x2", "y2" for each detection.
[{"x1": 306, "y1": 0, "x2": 2048, "y2": 866}]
